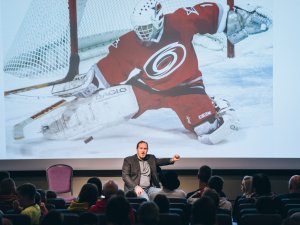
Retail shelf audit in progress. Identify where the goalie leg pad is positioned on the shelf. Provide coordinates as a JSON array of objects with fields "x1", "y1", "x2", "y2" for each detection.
[{"x1": 42, "y1": 85, "x2": 139, "y2": 139}]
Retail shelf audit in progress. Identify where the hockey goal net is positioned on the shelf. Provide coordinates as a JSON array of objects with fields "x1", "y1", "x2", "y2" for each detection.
[{"x1": 3, "y1": 0, "x2": 232, "y2": 80}]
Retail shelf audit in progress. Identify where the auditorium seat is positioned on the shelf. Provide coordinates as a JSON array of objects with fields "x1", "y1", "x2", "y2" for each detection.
[
  {"x1": 63, "y1": 213, "x2": 79, "y2": 225},
  {"x1": 239, "y1": 213, "x2": 282, "y2": 225},
  {"x1": 167, "y1": 198, "x2": 187, "y2": 204},
  {"x1": 3, "y1": 214, "x2": 31, "y2": 225},
  {"x1": 126, "y1": 197, "x2": 147, "y2": 204},
  {"x1": 216, "y1": 213, "x2": 232, "y2": 225},
  {"x1": 159, "y1": 213, "x2": 182, "y2": 225}
]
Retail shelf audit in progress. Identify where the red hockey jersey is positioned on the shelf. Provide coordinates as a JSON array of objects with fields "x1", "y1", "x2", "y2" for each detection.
[{"x1": 97, "y1": 3, "x2": 221, "y2": 91}]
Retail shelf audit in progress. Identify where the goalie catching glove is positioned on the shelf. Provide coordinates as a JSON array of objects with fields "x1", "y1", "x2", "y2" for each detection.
[{"x1": 226, "y1": 5, "x2": 272, "y2": 44}]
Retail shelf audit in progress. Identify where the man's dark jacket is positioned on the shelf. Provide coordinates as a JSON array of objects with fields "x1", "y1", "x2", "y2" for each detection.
[{"x1": 122, "y1": 154, "x2": 173, "y2": 192}]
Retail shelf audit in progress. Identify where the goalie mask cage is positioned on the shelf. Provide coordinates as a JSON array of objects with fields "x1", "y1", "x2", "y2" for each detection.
[{"x1": 3, "y1": 0, "x2": 233, "y2": 80}]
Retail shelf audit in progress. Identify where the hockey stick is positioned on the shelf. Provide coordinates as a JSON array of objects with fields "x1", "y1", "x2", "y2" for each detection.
[
  {"x1": 14, "y1": 99, "x2": 67, "y2": 140},
  {"x1": 4, "y1": 0, "x2": 79, "y2": 96}
]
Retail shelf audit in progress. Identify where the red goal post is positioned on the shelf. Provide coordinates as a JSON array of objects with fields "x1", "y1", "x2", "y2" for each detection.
[{"x1": 227, "y1": 0, "x2": 235, "y2": 58}]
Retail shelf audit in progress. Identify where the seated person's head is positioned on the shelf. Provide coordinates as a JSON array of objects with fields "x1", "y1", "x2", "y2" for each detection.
[
  {"x1": 78, "y1": 183, "x2": 99, "y2": 206},
  {"x1": 0, "y1": 178, "x2": 17, "y2": 195},
  {"x1": 198, "y1": 165, "x2": 212, "y2": 184},
  {"x1": 87, "y1": 177, "x2": 102, "y2": 197},
  {"x1": 252, "y1": 173, "x2": 272, "y2": 196},
  {"x1": 191, "y1": 196, "x2": 216, "y2": 225},
  {"x1": 241, "y1": 175, "x2": 253, "y2": 196},
  {"x1": 46, "y1": 190, "x2": 57, "y2": 199},
  {"x1": 17, "y1": 183, "x2": 37, "y2": 207},
  {"x1": 160, "y1": 170, "x2": 180, "y2": 191},
  {"x1": 102, "y1": 180, "x2": 118, "y2": 199},
  {"x1": 106, "y1": 195, "x2": 130, "y2": 225},
  {"x1": 137, "y1": 201, "x2": 160, "y2": 225},
  {"x1": 36, "y1": 189, "x2": 46, "y2": 203},
  {"x1": 208, "y1": 175, "x2": 224, "y2": 194},
  {"x1": 35, "y1": 191, "x2": 41, "y2": 204},
  {"x1": 153, "y1": 194, "x2": 170, "y2": 213}
]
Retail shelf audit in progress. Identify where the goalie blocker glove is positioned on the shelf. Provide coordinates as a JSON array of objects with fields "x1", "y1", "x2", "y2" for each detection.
[{"x1": 226, "y1": 6, "x2": 272, "y2": 44}]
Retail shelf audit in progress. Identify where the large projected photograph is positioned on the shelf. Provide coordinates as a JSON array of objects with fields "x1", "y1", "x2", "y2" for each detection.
[{"x1": 1, "y1": 0, "x2": 276, "y2": 161}]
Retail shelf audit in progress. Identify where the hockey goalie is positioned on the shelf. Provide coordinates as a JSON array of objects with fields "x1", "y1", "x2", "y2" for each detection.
[{"x1": 43, "y1": 0, "x2": 272, "y2": 144}]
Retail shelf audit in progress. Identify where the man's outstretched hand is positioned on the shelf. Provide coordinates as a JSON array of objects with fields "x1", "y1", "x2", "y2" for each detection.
[{"x1": 171, "y1": 154, "x2": 181, "y2": 163}]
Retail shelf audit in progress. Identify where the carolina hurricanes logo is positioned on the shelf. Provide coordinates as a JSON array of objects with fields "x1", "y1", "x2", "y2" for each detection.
[{"x1": 144, "y1": 42, "x2": 186, "y2": 80}]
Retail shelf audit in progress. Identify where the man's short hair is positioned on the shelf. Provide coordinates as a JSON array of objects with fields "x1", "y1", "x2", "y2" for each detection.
[
  {"x1": 197, "y1": 165, "x2": 212, "y2": 183},
  {"x1": 208, "y1": 176, "x2": 224, "y2": 194},
  {"x1": 136, "y1": 140, "x2": 148, "y2": 149},
  {"x1": 17, "y1": 183, "x2": 37, "y2": 200}
]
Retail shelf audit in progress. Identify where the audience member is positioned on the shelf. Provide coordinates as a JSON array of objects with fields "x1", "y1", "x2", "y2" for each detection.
[
  {"x1": 149, "y1": 170, "x2": 186, "y2": 200},
  {"x1": 251, "y1": 173, "x2": 276, "y2": 199},
  {"x1": 36, "y1": 189, "x2": 46, "y2": 204},
  {"x1": 90, "y1": 180, "x2": 135, "y2": 224},
  {"x1": 276, "y1": 175, "x2": 300, "y2": 200},
  {"x1": 137, "y1": 201, "x2": 160, "y2": 225},
  {"x1": 106, "y1": 195, "x2": 131, "y2": 225},
  {"x1": 202, "y1": 187, "x2": 231, "y2": 215},
  {"x1": 208, "y1": 175, "x2": 232, "y2": 212},
  {"x1": 153, "y1": 194, "x2": 170, "y2": 213},
  {"x1": 187, "y1": 165, "x2": 212, "y2": 199},
  {"x1": 68, "y1": 183, "x2": 98, "y2": 211},
  {"x1": 0, "y1": 178, "x2": 18, "y2": 213},
  {"x1": 40, "y1": 210, "x2": 63, "y2": 225},
  {"x1": 232, "y1": 175, "x2": 253, "y2": 221},
  {"x1": 89, "y1": 180, "x2": 118, "y2": 214},
  {"x1": 274, "y1": 175, "x2": 300, "y2": 218},
  {"x1": 87, "y1": 177, "x2": 103, "y2": 198},
  {"x1": 13, "y1": 183, "x2": 41, "y2": 225},
  {"x1": 35, "y1": 191, "x2": 48, "y2": 217},
  {"x1": 46, "y1": 190, "x2": 57, "y2": 199},
  {"x1": 191, "y1": 196, "x2": 216, "y2": 225}
]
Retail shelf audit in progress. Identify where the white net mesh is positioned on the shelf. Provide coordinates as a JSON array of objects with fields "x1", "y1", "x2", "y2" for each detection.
[{"x1": 3, "y1": 0, "x2": 225, "y2": 79}]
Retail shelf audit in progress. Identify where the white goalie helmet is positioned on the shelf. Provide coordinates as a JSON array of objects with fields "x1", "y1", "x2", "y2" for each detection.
[{"x1": 131, "y1": 0, "x2": 164, "y2": 42}]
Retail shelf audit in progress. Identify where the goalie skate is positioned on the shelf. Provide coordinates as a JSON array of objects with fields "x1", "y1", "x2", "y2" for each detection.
[
  {"x1": 42, "y1": 85, "x2": 139, "y2": 140},
  {"x1": 195, "y1": 97, "x2": 239, "y2": 145}
]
